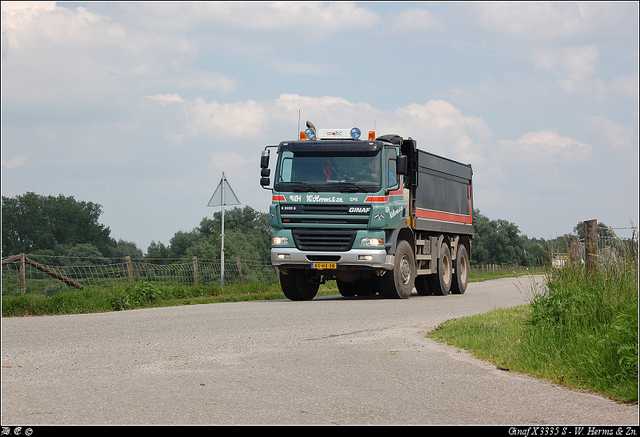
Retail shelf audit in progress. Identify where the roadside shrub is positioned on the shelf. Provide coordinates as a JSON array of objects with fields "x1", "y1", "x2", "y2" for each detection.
[
  {"x1": 525, "y1": 247, "x2": 638, "y2": 402},
  {"x1": 110, "y1": 282, "x2": 161, "y2": 311}
]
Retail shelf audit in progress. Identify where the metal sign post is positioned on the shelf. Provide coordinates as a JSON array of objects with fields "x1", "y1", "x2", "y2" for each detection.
[{"x1": 207, "y1": 172, "x2": 240, "y2": 286}]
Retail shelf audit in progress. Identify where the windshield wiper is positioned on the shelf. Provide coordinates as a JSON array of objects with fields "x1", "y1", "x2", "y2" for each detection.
[
  {"x1": 330, "y1": 182, "x2": 369, "y2": 193},
  {"x1": 286, "y1": 182, "x2": 318, "y2": 192}
]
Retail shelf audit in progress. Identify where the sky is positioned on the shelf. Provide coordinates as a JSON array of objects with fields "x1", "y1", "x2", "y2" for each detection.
[{"x1": 2, "y1": 2, "x2": 638, "y2": 254}]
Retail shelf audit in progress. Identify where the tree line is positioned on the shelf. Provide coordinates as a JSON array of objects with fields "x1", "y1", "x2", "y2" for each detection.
[
  {"x1": 1, "y1": 192, "x2": 271, "y2": 265},
  {"x1": 1, "y1": 192, "x2": 619, "y2": 267}
]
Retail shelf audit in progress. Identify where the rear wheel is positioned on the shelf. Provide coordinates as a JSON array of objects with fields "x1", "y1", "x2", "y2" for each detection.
[
  {"x1": 451, "y1": 244, "x2": 469, "y2": 294},
  {"x1": 336, "y1": 279, "x2": 357, "y2": 297},
  {"x1": 357, "y1": 279, "x2": 378, "y2": 296},
  {"x1": 337, "y1": 279, "x2": 378, "y2": 297},
  {"x1": 429, "y1": 242, "x2": 452, "y2": 296},
  {"x1": 377, "y1": 240, "x2": 415, "y2": 299},
  {"x1": 280, "y1": 270, "x2": 319, "y2": 301},
  {"x1": 415, "y1": 275, "x2": 432, "y2": 295}
]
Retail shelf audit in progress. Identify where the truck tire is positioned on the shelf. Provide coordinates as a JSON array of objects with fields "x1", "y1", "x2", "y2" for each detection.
[
  {"x1": 415, "y1": 275, "x2": 432, "y2": 295},
  {"x1": 280, "y1": 270, "x2": 319, "y2": 301},
  {"x1": 357, "y1": 279, "x2": 378, "y2": 296},
  {"x1": 337, "y1": 279, "x2": 378, "y2": 297},
  {"x1": 451, "y1": 244, "x2": 469, "y2": 294},
  {"x1": 377, "y1": 240, "x2": 415, "y2": 299},
  {"x1": 429, "y1": 241, "x2": 452, "y2": 295},
  {"x1": 336, "y1": 279, "x2": 357, "y2": 297}
]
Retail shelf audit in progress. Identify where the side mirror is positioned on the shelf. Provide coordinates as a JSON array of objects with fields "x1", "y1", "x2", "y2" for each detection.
[
  {"x1": 260, "y1": 177, "x2": 270, "y2": 187},
  {"x1": 396, "y1": 155, "x2": 408, "y2": 175},
  {"x1": 260, "y1": 149, "x2": 270, "y2": 169}
]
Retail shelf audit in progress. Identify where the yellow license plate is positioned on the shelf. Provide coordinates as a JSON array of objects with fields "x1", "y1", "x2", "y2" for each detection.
[{"x1": 311, "y1": 263, "x2": 336, "y2": 270}]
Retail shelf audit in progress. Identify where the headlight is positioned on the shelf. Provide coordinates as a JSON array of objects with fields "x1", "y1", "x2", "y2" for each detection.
[
  {"x1": 272, "y1": 236, "x2": 290, "y2": 245},
  {"x1": 360, "y1": 238, "x2": 384, "y2": 246},
  {"x1": 350, "y1": 127, "x2": 361, "y2": 140}
]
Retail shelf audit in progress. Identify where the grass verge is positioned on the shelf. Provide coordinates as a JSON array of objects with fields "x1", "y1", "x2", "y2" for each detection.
[
  {"x1": 429, "y1": 253, "x2": 638, "y2": 404},
  {"x1": 1, "y1": 280, "x2": 342, "y2": 316}
]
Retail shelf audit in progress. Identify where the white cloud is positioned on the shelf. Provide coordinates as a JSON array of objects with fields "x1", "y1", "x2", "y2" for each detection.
[
  {"x1": 210, "y1": 151, "x2": 255, "y2": 171},
  {"x1": 197, "y1": 2, "x2": 378, "y2": 34},
  {"x1": 532, "y1": 45, "x2": 599, "y2": 92},
  {"x1": 1, "y1": 2, "x2": 199, "y2": 110},
  {"x1": 170, "y1": 70, "x2": 238, "y2": 91},
  {"x1": 131, "y1": 2, "x2": 378, "y2": 39},
  {"x1": 1, "y1": 2, "x2": 57, "y2": 31},
  {"x1": 268, "y1": 60, "x2": 339, "y2": 77},
  {"x1": 393, "y1": 100, "x2": 489, "y2": 165},
  {"x1": 494, "y1": 130, "x2": 591, "y2": 190},
  {"x1": 152, "y1": 95, "x2": 490, "y2": 169},
  {"x1": 474, "y1": 2, "x2": 637, "y2": 41},
  {"x1": 499, "y1": 130, "x2": 591, "y2": 163},
  {"x1": 390, "y1": 8, "x2": 445, "y2": 34},
  {"x1": 610, "y1": 75, "x2": 640, "y2": 101},
  {"x1": 144, "y1": 93, "x2": 186, "y2": 105},
  {"x1": 584, "y1": 116, "x2": 638, "y2": 150},
  {"x1": 1, "y1": 155, "x2": 28, "y2": 168},
  {"x1": 185, "y1": 98, "x2": 270, "y2": 140}
]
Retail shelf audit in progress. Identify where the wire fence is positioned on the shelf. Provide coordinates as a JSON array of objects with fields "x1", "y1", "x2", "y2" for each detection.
[
  {"x1": 2, "y1": 230, "x2": 635, "y2": 296},
  {"x1": 1, "y1": 256, "x2": 278, "y2": 296}
]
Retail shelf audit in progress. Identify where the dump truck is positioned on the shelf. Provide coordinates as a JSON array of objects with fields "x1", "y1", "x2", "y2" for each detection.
[{"x1": 260, "y1": 122, "x2": 474, "y2": 300}]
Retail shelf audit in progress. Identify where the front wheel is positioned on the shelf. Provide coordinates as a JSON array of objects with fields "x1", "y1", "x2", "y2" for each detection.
[
  {"x1": 280, "y1": 270, "x2": 319, "y2": 301},
  {"x1": 377, "y1": 240, "x2": 415, "y2": 299}
]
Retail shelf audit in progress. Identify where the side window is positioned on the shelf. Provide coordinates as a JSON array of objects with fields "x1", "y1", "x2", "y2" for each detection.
[
  {"x1": 385, "y1": 147, "x2": 398, "y2": 189},
  {"x1": 277, "y1": 151, "x2": 293, "y2": 182}
]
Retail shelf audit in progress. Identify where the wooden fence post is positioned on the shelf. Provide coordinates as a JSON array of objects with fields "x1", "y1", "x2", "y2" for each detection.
[
  {"x1": 584, "y1": 219, "x2": 598, "y2": 272},
  {"x1": 3, "y1": 253, "x2": 84, "y2": 290},
  {"x1": 20, "y1": 253, "x2": 26, "y2": 295},
  {"x1": 193, "y1": 256, "x2": 199, "y2": 285},
  {"x1": 570, "y1": 236, "x2": 580, "y2": 264},
  {"x1": 236, "y1": 257, "x2": 244, "y2": 284},
  {"x1": 125, "y1": 256, "x2": 134, "y2": 285}
]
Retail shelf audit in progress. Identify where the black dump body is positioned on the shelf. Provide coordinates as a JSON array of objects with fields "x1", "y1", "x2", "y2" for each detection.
[{"x1": 400, "y1": 138, "x2": 474, "y2": 236}]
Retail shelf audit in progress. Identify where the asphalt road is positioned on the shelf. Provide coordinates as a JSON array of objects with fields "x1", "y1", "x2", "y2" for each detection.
[{"x1": 2, "y1": 276, "x2": 637, "y2": 425}]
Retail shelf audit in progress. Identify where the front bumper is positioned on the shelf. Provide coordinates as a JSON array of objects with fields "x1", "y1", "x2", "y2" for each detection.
[{"x1": 271, "y1": 247, "x2": 394, "y2": 270}]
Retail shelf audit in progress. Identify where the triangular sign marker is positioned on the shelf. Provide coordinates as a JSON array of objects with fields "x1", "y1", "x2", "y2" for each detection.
[{"x1": 208, "y1": 172, "x2": 240, "y2": 206}]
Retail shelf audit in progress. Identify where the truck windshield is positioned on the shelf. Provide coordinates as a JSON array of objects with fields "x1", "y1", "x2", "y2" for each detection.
[{"x1": 274, "y1": 150, "x2": 383, "y2": 193}]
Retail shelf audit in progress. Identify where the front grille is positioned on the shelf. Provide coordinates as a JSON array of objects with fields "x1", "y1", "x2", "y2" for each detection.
[
  {"x1": 307, "y1": 255, "x2": 341, "y2": 262},
  {"x1": 292, "y1": 229, "x2": 357, "y2": 252},
  {"x1": 285, "y1": 218, "x2": 369, "y2": 225},
  {"x1": 300, "y1": 205, "x2": 351, "y2": 214}
]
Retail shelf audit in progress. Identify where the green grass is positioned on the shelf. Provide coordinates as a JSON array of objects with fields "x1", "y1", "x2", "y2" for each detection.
[
  {"x1": 429, "y1": 250, "x2": 638, "y2": 404},
  {"x1": 469, "y1": 267, "x2": 545, "y2": 283}
]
